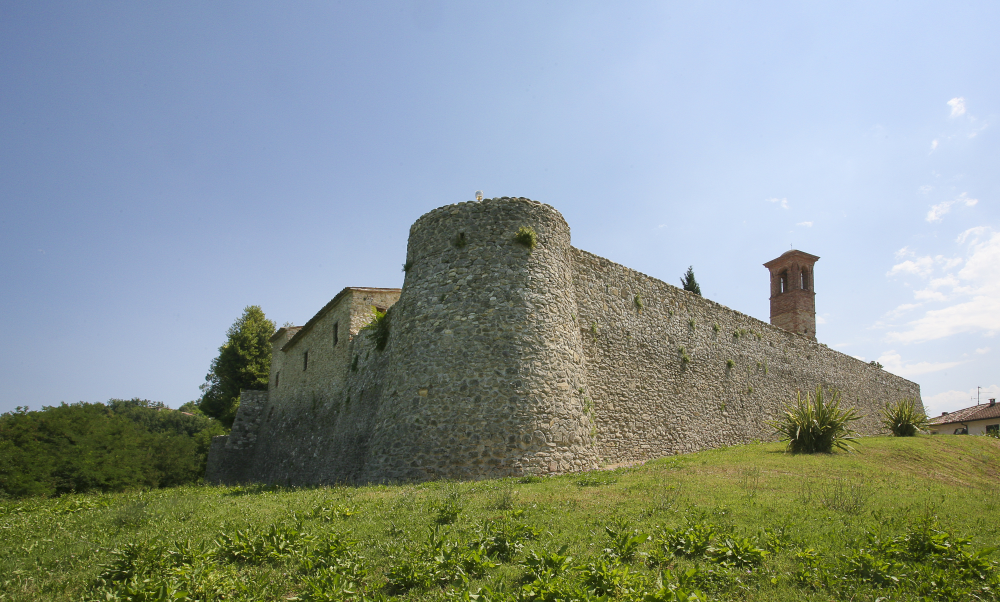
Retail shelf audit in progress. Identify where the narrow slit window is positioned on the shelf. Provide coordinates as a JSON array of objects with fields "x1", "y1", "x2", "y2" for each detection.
[
  {"x1": 275, "y1": 371, "x2": 279, "y2": 388},
  {"x1": 779, "y1": 271, "x2": 788, "y2": 293},
  {"x1": 303, "y1": 351, "x2": 308, "y2": 371},
  {"x1": 333, "y1": 321, "x2": 339, "y2": 346}
]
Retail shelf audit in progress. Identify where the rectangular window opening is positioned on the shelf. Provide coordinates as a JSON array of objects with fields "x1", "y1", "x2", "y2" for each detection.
[
  {"x1": 333, "y1": 321, "x2": 339, "y2": 346},
  {"x1": 303, "y1": 351, "x2": 309, "y2": 371},
  {"x1": 275, "y1": 371, "x2": 279, "y2": 388}
]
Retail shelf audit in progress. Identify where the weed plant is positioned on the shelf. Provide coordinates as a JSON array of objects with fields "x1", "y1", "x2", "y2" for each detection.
[
  {"x1": 360, "y1": 307, "x2": 390, "y2": 351},
  {"x1": 513, "y1": 226, "x2": 537, "y2": 252}
]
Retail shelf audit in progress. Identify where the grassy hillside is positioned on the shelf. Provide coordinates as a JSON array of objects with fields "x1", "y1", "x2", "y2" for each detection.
[{"x1": 1, "y1": 435, "x2": 998, "y2": 601}]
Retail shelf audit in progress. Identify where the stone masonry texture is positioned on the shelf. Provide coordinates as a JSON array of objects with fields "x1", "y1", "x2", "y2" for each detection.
[{"x1": 205, "y1": 197, "x2": 922, "y2": 485}]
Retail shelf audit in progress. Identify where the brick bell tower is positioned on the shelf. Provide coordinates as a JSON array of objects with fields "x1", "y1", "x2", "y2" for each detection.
[{"x1": 764, "y1": 250, "x2": 820, "y2": 340}]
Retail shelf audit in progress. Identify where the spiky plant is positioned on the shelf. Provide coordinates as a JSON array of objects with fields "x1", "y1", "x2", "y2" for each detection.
[
  {"x1": 770, "y1": 386, "x2": 861, "y2": 453},
  {"x1": 881, "y1": 398, "x2": 929, "y2": 437}
]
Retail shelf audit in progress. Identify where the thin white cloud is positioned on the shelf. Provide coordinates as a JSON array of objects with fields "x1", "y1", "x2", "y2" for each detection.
[
  {"x1": 796, "y1": 221, "x2": 813, "y2": 227},
  {"x1": 930, "y1": 140, "x2": 938, "y2": 151},
  {"x1": 925, "y1": 193, "x2": 978, "y2": 223},
  {"x1": 976, "y1": 347, "x2": 991, "y2": 354},
  {"x1": 886, "y1": 229, "x2": 1000, "y2": 343},
  {"x1": 766, "y1": 197, "x2": 789, "y2": 209},
  {"x1": 876, "y1": 350, "x2": 962, "y2": 378},
  {"x1": 948, "y1": 97, "x2": 966, "y2": 117},
  {"x1": 957, "y1": 226, "x2": 989, "y2": 244},
  {"x1": 894, "y1": 246, "x2": 914, "y2": 259},
  {"x1": 816, "y1": 314, "x2": 827, "y2": 325},
  {"x1": 883, "y1": 303, "x2": 921, "y2": 320},
  {"x1": 887, "y1": 256, "x2": 936, "y2": 278}
]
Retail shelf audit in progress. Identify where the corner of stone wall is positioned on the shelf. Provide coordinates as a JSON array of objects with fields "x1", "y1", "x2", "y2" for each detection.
[
  {"x1": 204, "y1": 435, "x2": 231, "y2": 484},
  {"x1": 225, "y1": 390, "x2": 269, "y2": 450}
]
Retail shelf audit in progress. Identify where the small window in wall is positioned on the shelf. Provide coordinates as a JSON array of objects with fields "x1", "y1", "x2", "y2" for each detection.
[
  {"x1": 303, "y1": 351, "x2": 309, "y2": 371},
  {"x1": 801, "y1": 269, "x2": 811, "y2": 291},
  {"x1": 333, "y1": 322, "x2": 339, "y2": 346},
  {"x1": 779, "y1": 271, "x2": 788, "y2": 293},
  {"x1": 987, "y1": 424, "x2": 999, "y2": 434},
  {"x1": 275, "y1": 371, "x2": 279, "y2": 388},
  {"x1": 375, "y1": 306, "x2": 387, "y2": 315}
]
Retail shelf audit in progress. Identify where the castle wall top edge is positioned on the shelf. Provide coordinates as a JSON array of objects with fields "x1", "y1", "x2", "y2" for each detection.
[
  {"x1": 408, "y1": 197, "x2": 567, "y2": 236},
  {"x1": 571, "y1": 246, "x2": 919, "y2": 388}
]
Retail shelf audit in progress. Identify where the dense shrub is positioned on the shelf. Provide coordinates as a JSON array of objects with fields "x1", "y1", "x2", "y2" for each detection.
[
  {"x1": 881, "y1": 398, "x2": 930, "y2": 437},
  {"x1": 770, "y1": 386, "x2": 861, "y2": 453},
  {"x1": 0, "y1": 399, "x2": 225, "y2": 497}
]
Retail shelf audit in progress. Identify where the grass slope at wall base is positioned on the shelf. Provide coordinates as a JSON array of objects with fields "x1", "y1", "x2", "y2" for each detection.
[{"x1": 206, "y1": 197, "x2": 921, "y2": 486}]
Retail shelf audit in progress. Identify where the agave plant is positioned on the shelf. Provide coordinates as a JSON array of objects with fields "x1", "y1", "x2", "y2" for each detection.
[
  {"x1": 881, "y1": 398, "x2": 930, "y2": 437},
  {"x1": 770, "y1": 386, "x2": 861, "y2": 453}
]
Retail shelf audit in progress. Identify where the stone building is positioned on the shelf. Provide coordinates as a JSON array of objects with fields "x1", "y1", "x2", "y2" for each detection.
[{"x1": 206, "y1": 196, "x2": 922, "y2": 485}]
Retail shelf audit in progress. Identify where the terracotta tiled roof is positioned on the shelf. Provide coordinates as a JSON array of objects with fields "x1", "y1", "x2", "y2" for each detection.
[{"x1": 930, "y1": 402, "x2": 1000, "y2": 426}]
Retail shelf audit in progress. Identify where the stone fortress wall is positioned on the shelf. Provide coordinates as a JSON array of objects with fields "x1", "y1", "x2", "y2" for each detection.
[{"x1": 206, "y1": 197, "x2": 922, "y2": 485}]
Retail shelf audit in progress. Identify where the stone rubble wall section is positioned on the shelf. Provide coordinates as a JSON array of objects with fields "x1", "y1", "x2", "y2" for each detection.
[
  {"x1": 572, "y1": 248, "x2": 921, "y2": 464},
  {"x1": 224, "y1": 390, "x2": 269, "y2": 450}
]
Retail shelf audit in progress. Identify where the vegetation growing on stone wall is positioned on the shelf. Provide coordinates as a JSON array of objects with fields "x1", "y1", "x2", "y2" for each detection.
[
  {"x1": 726, "y1": 359, "x2": 735, "y2": 370},
  {"x1": 634, "y1": 294, "x2": 644, "y2": 311},
  {"x1": 712, "y1": 322, "x2": 720, "y2": 333},
  {"x1": 453, "y1": 232, "x2": 467, "y2": 248},
  {"x1": 733, "y1": 328, "x2": 747, "y2": 340},
  {"x1": 590, "y1": 321, "x2": 598, "y2": 338},
  {"x1": 688, "y1": 318, "x2": 696, "y2": 329},
  {"x1": 361, "y1": 307, "x2": 391, "y2": 351},
  {"x1": 870, "y1": 360, "x2": 884, "y2": 369},
  {"x1": 402, "y1": 260, "x2": 413, "y2": 273},
  {"x1": 514, "y1": 226, "x2": 537, "y2": 252},
  {"x1": 770, "y1": 386, "x2": 861, "y2": 454},
  {"x1": 881, "y1": 399, "x2": 930, "y2": 437},
  {"x1": 678, "y1": 347, "x2": 691, "y2": 366}
]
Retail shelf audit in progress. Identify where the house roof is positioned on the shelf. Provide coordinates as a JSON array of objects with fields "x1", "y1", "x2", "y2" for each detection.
[
  {"x1": 929, "y1": 401, "x2": 1000, "y2": 426},
  {"x1": 281, "y1": 287, "x2": 401, "y2": 352}
]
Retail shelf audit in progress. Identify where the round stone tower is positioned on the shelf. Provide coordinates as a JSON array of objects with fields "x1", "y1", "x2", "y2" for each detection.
[{"x1": 360, "y1": 197, "x2": 599, "y2": 481}]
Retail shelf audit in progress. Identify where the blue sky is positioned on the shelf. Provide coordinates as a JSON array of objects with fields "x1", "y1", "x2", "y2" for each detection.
[{"x1": 2, "y1": 1, "x2": 997, "y2": 417}]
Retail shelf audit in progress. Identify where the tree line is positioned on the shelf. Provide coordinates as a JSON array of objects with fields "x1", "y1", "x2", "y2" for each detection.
[{"x1": 0, "y1": 306, "x2": 275, "y2": 498}]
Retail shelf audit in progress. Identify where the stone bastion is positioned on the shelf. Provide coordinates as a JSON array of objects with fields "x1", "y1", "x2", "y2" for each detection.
[{"x1": 206, "y1": 197, "x2": 922, "y2": 485}]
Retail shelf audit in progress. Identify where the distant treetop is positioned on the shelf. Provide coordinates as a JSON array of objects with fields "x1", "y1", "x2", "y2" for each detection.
[{"x1": 681, "y1": 265, "x2": 702, "y2": 296}]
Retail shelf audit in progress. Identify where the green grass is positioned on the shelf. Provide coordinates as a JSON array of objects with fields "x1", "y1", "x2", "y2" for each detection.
[{"x1": 1, "y1": 436, "x2": 998, "y2": 601}]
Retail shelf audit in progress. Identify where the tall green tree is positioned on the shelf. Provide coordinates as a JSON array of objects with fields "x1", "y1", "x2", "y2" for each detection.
[
  {"x1": 198, "y1": 306, "x2": 275, "y2": 428},
  {"x1": 680, "y1": 265, "x2": 702, "y2": 296}
]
